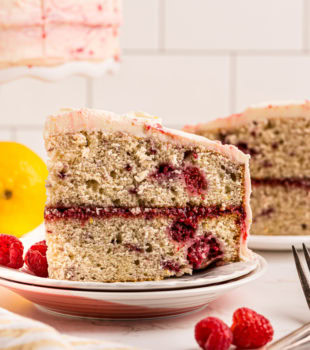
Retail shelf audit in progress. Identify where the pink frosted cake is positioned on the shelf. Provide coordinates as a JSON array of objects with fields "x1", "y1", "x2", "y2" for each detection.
[
  {"x1": 0, "y1": 0, "x2": 121, "y2": 68},
  {"x1": 44, "y1": 108, "x2": 252, "y2": 282},
  {"x1": 184, "y1": 101, "x2": 310, "y2": 236}
]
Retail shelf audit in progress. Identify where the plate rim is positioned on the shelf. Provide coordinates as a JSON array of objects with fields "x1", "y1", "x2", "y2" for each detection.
[
  {"x1": 249, "y1": 234, "x2": 310, "y2": 251},
  {"x1": 0, "y1": 254, "x2": 267, "y2": 295},
  {"x1": 0, "y1": 254, "x2": 260, "y2": 292}
]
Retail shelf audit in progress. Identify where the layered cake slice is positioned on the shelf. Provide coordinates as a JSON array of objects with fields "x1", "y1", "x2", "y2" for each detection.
[
  {"x1": 44, "y1": 108, "x2": 252, "y2": 282},
  {"x1": 184, "y1": 101, "x2": 310, "y2": 236}
]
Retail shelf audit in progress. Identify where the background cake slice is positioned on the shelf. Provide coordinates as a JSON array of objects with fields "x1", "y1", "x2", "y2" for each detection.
[
  {"x1": 44, "y1": 108, "x2": 252, "y2": 282},
  {"x1": 184, "y1": 101, "x2": 310, "y2": 236}
]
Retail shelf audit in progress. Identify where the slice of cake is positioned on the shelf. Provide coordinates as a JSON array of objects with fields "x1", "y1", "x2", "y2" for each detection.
[
  {"x1": 0, "y1": 0, "x2": 121, "y2": 68},
  {"x1": 44, "y1": 108, "x2": 252, "y2": 282},
  {"x1": 184, "y1": 101, "x2": 310, "y2": 236}
]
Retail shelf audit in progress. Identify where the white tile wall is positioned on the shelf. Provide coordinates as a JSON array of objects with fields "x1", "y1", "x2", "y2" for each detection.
[
  {"x1": 121, "y1": 0, "x2": 159, "y2": 50},
  {"x1": 0, "y1": 77, "x2": 87, "y2": 126},
  {"x1": 0, "y1": 0, "x2": 309, "y2": 156},
  {"x1": 92, "y1": 55, "x2": 230, "y2": 124},
  {"x1": 236, "y1": 55, "x2": 310, "y2": 110},
  {"x1": 0, "y1": 129, "x2": 12, "y2": 141},
  {"x1": 15, "y1": 128, "x2": 46, "y2": 160},
  {"x1": 164, "y1": 0, "x2": 303, "y2": 51}
]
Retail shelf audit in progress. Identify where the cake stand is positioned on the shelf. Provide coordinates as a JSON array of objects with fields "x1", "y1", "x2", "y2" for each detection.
[{"x1": 0, "y1": 59, "x2": 119, "y2": 83}]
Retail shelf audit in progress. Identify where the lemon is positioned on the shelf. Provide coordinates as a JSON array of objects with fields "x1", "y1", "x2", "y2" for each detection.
[{"x1": 0, "y1": 142, "x2": 48, "y2": 237}]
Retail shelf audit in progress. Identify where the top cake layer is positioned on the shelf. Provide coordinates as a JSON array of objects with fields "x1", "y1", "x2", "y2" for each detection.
[
  {"x1": 184, "y1": 101, "x2": 310, "y2": 134},
  {"x1": 183, "y1": 101, "x2": 310, "y2": 179},
  {"x1": 45, "y1": 108, "x2": 249, "y2": 165},
  {"x1": 44, "y1": 109, "x2": 252, "y2": 238}
]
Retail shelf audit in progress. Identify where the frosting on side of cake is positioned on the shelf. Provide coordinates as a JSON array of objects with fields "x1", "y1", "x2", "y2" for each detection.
[{"x1": 184, "y1": 100, "x2": 310, "y2": 133}]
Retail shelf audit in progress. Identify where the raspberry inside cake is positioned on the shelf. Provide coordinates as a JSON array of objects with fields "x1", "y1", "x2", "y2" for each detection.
[
  {"x1": 184, "y1": 101, "x2": 310, "y2": 236},
  {"x1": 44, "y1": 109, "x2": 251, "y2": 282}
]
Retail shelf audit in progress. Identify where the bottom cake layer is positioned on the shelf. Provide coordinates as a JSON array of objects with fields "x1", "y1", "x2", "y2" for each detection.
[
  {"x1": 251, "y1": 180, "x2": 310, "y2": 235},
  {"x1": 45, "y1": 207, "x2": 245, "y2": 282}
]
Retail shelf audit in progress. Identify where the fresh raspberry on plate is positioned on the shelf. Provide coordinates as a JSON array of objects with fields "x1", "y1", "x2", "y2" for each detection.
[
  {"x1": 195, "y1": 316, "x2": 233, "y2": 350},
  {"x1": 0, "y1": 234, "x2": 24, "y2": 269},
  {"x1": 25, "y1": 240, "x2": 48, "y2": 277},
  {"x1": 231, "y1": 307, "x2": 274, "y2": 348}
]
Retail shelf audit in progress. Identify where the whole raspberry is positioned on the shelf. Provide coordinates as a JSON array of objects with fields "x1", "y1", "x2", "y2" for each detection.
[
  {"x1": 25, "y1": 240, "x2": 48, "y2": 277},
  {"x1": 0, "y1": 234, "x2": 24, "y2": 269},
  {"x1": 195, "y1": 317, "x2": 233, "y2": 350},
  {"x1": 231, "y1": 307, "x2": 274, "y2": 348}
]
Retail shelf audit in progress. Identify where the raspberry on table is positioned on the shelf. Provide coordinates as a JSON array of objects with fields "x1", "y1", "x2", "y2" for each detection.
[
  {"x1": 0, "y1": 234, "x2": 24, "y2": 269},
  {"x1": 231, "y1": 307, "x2": 274, "y2": 349},
  {"x1": 195, "y1": 316, "x2": 233, "y2": 350},
  {"x1": 25, "y1": 240, "x2": 48, "y2": 277}
]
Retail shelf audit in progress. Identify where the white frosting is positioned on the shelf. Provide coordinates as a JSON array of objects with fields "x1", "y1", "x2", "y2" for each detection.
[
  {"x1": 184, "y1": 100, "x2": 310, "y2": 133},
  {"x1": 45, "y1": 108, "x2": 250, "y2": 165}
]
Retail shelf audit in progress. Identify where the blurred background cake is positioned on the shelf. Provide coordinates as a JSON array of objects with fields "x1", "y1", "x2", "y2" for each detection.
[
  {"x1": 0, "y1": 0, "x2": 121, "y2": 67},
  {"x1": 184, "y1": 102, "x2": 310, "y2": 236}
]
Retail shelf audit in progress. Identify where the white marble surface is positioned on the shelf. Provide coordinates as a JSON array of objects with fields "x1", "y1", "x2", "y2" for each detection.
[{"x1": 0, "y1": 250, "x2": 307, "y2": 350}]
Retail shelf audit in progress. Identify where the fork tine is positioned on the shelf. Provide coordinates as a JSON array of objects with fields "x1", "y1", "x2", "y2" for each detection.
[
  {"x1": 302, "y1": 243, "x2": 310, "y2": 272},
  {"x1": 292, "y1": 245, "x2": 310, "y2": 310}
]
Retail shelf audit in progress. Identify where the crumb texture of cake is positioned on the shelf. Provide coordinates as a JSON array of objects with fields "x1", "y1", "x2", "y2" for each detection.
[
  {"x1": 44, "y1": 108, "x2": 251, "y2": 282},
  {"x1": 45, "y1": 208, "x2": 243, "y2": 282},
  {"x1": 45, "y1": 131, "x2": 245, "y2": 209},
  {"x1": 0, "y1": 0, "x2": 121, "y2": 68},
  {"x1": 184, "y1": 101, "x2": 310, "y2": 236},
  {"x1": 251, "y1": 182, "x2": 310, "y2": 236}
]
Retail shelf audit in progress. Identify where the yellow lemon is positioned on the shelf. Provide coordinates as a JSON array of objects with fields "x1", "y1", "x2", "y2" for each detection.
[{"x1": 0, "y1": 142, "x2": 48, "y2": 237}]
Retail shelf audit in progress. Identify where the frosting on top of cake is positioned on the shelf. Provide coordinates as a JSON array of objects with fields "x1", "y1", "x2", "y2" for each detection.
[
  {"x1": 184, "y1": 100, "x2": 310, "y2": 133},
  {"x1": 45, "y1": 108, "x2": 250, "y2": 166}
]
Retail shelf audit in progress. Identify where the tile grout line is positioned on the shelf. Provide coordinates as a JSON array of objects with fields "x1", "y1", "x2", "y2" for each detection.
[
  {"x1": 10, "y1": 126, "x2": 17, "y2": 141},
  {"x1": 229, "y1": 54, "x2": 236, "y2": 114},
  {"x1": 122, "y1": 48, "x2": 310, "y2": 56},
  {"x1": 303, "y1": 0, "x2": 309, "y2": 52}
]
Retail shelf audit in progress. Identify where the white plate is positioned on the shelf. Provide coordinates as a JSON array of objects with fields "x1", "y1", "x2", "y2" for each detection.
[
  {"x1": 0, "y1": 59, "x2": 119, "y2": 83},
  {"x1": 15, "y1": 225, "x2": 259, "y2": 291},
  {"x1": 0, "y1": 256, "x2": 259, "y2": 292},
  {"x1": 248, "y1": 234, "x2": 310, "y2": 251},
  {"x1": 0, "y1": 255, "x2": 266, "y2": 319}
]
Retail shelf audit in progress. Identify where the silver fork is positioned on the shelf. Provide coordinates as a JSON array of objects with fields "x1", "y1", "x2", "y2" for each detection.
[{"x1": 267, "y1": 244, "x2": 310, "y2": 349}]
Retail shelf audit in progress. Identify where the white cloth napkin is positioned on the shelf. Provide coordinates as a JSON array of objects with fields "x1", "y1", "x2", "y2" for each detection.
[{"x1": 0, "y1": 308, "x2": 140, "y2": 350}]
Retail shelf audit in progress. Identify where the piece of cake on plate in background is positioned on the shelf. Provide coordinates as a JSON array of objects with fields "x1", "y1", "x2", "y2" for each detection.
[
  {"x1": 44, "y1": 108, "x2": 252, "y2": 282},
  {"x1": 184, "y1": 101, "x2": 310, "y2": 236},
  {"x1": 0, "y1": 0, "x2": 121, "y2": 67}
]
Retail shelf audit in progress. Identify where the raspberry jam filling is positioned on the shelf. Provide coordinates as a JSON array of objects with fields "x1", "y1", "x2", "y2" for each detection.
[
  {"x1": 252, "y1": 178, "x2": 310, "y2": 189},
  {"x1": 45, "y1": 205, "x2": 244, "y2": 222}
]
